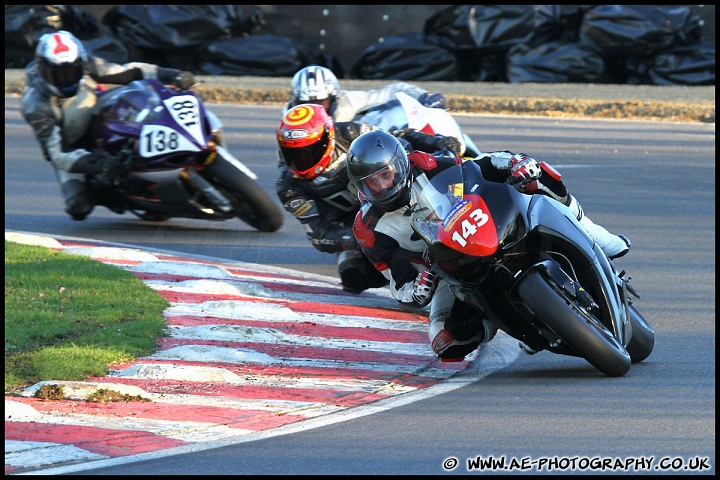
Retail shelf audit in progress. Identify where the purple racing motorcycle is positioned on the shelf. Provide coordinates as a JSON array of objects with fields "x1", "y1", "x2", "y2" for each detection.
[{"x1": 86, "y1": 78, "x2": 283, "y2": 232}]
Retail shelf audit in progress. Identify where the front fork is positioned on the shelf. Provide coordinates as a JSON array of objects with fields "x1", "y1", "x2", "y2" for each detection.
[{"x1": 180, "y1": 167, "x2": 233, "y2": 213}]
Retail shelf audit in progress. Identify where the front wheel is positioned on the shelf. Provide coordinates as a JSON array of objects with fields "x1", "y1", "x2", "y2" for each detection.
[
  {"x1": 626, "y1": 304, "x2": 654, "y2": 363},
  {"x1": 517, "y1": 269, "x2": 632, "y2": 377},
  {"x1": 203, "y1": 156, "x2": 284, "y2": 232}
]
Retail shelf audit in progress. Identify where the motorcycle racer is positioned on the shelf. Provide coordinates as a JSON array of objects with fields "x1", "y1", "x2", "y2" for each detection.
[
  {"x1": 347, "y1": 129, "x2": 632, "y2": 362},
  {"x1": 20, "y1": 30, "x2": 195, "y2": 221},
  {"x1": 283, "y1": 64, "x2": 447, "y2": 122},
  {"x1": 275, "y1": 103, "x2": 462, "y2": 294}
]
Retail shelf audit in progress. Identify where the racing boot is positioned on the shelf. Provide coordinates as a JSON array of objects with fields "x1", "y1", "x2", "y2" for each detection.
[
  {"x1": 337, "y1": 249, "x2": 388, "y2": 294},
  {"x1": 567, "y1": 195, "x2": 631, "y2": 259},
  {"x1": 58, "y1": 171, "x2": 93, "y2": 221},
  {"x1": 429, "y1": 289, "x2": 497, "y2": 362}
]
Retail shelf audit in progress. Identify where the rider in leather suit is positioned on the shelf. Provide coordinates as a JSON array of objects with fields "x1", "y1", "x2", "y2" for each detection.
[
  {"x1": 348, "y1": 129, "x2": 631, "y2": 362},
  {"x1": 275, "y1": 103, "x2": 462, "y2": 294},
  {"x1": 20, "y1": 30, "x2": 195, "y2": 221},
  {"x1": 284, "y1": 64, "x2": 447, "y2": 122}
]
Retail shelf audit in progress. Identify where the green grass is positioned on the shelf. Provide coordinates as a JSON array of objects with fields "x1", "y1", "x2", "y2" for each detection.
[{"x1": 4, "y1": 240, "x2": 170, "y2": 392}]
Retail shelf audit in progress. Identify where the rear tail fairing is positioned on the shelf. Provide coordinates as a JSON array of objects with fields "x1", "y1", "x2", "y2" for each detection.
[{"x1": 354, "y1": 91, "x2": 480, "y2": 156}]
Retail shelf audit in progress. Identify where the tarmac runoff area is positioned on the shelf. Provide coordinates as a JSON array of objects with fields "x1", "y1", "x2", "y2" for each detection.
[{"x1": 4, "y1": 230, "x2": 519, "y2": 475}]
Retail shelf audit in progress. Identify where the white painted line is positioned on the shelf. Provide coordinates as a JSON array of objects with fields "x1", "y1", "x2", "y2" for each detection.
[
  {"x1": 163, "y1": 300, "x2": 426, "y2": 331},
  {"x1": 146, "y1": 345, "x2": 439, "y2": 374},
  {"x1": 164, "y1": 324, "x2": 428, "y2": 355},
  {"x1": 5, "y1": 441, "x2": 109, "y2": 469}
]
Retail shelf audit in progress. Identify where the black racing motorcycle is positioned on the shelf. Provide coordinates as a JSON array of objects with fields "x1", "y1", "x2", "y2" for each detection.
[{"x1": 409, "y1": 159, "x2": 654, "y2": 377}]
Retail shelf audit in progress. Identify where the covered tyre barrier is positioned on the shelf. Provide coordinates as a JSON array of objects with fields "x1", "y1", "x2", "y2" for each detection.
[
  {"x1": 193, "y1": 34, "x2": 310, "y2": 77},
  {"x1": 351, "y1": 32, "x2": 458, "y2": 81}
]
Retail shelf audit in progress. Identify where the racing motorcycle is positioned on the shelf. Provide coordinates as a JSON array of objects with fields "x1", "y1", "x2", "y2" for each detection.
[
  {"x1": 354, "y1": 91, "x2": 481, "y2": 158},
  {"x1": 409, "y1": 158, "x2": 654, "y2": 377},
  {"x1": 86, "y1": 78, "x2": 284, "y2": 232}
]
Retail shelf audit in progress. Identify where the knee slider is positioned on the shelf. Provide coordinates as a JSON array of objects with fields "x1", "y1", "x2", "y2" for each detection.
[
  {"x1": 429, "y1": 301, "x2": 495, "y2": 361},
  {"x1": 430, "y1": 328, "x2": 481, "y2": 362}
]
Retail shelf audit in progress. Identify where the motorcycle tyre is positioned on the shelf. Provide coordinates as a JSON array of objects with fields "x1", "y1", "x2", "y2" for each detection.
[
  {"x1": 625, "y1": 304, "x2": 654, "y2": 364},
  {"x1": 203, "y1": 157, "x2": 284, "y2": 233},
  {"x1": 517, "y1": 269, "x2": 631, "y2": 377}
]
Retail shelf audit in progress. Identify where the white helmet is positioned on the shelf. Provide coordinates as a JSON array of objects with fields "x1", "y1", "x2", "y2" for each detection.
[
  {"x1": 35, "y1": 30, "x2": 88, "y2": 98},
  {"x1": 290, "y1": 65, "x2": 340, "y2": 116}
]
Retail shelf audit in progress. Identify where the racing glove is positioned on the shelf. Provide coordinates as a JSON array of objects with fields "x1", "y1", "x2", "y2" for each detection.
[
  {"x1": 411, "y1": 270, "x2": 438, "y2": 307},
  {"x1": 429, "y1": 135, "x2": 462, "y2": 155},
  {"x1": 157, "y1": 67, "x2": 196, "y2": 90},
  {"x1": 509, "y1": 153, "x2": 542, "y2": 185},
  {"x1": 70, "y1": 152, "x2": 124, "y2": 178},
  {"x1": 419, "y1": 92, "x2": 447, "y2": 110}
]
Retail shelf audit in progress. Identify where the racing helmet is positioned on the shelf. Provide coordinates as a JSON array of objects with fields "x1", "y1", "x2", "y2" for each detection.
[
  {"x1": 35, "y1": 30, "x2": 88, "y2": 98},
  {"x1": 277, "y1": 103, "x2": 336, "y2": 179},
  {"x1": 347, "y1": 130, "x2": 412, "y2": 212},
  {"x1": 290, "y1": 65, "x2": 340, "y2": 117}
]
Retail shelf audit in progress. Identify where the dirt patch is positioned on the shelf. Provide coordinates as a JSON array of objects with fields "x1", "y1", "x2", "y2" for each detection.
[
  {"x1": 86, "y1": 388, "x2": 151, "y2": 403},
  {"x1": 32, "y1": 383, "x2": 151, "y2": 402},
  {"x1": 34, "y1": 383, "x2": 65, "y2": 400}
]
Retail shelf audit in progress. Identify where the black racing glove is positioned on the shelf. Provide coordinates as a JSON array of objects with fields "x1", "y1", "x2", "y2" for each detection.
[
  {"x1": 429, "y1": 135, "x2": 462, "y2": 155},
  {"x1": 174, "y1": 71, "x2": 196, "y2": 90},
  {"x1": 157, "y1": 67, "x2": 196, "y2": 90},
  {"x1": 509, "y1": 153, "x2": 541, "y2": 186},
  {"x1": 419, "y1": 92, "x2": 447, "y2": 110},
  {"x1": 70, "y1": 152, "x2": 126, "y2": 185},
  {"x1": 70, "y1": 152, "x2": 120, "y2": 175}
]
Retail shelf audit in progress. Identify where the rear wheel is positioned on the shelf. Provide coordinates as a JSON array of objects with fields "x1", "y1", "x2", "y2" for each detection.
[
  {"x1": 517, "y1": 269, "x2": 631, "y2": 377},
  {"x1": 203, "y1": 156, "x2": 284, "y2": 232}
]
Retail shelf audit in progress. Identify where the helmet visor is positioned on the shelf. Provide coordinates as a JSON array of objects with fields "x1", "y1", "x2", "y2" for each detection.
[
  {"x1": 356, "y1": 145, "x2": 409, "y2": 207},
  {"x1": 40, "y1": 60, "x2": 84, "y2": 96},
  {"x1": 291, "y1": 97, "x2": 332, "y2": 114},
  {"x1": 279, "y1": 127, "x2": 331, "y2": 176}
]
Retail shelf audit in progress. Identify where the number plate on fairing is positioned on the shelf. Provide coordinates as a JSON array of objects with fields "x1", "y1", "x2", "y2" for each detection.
[
  {"x1": 138, "y1": 94, "x2": 206, "y2": 158},
  {"x1": 439, "y1": 196, "x2": 498, "y2": 255},
  {"x1": 164, "y1": 95, "x2": 204, "y2": 144},
  {"x1": 139, "y1": 125, "x2": 202, "y2": 157}
]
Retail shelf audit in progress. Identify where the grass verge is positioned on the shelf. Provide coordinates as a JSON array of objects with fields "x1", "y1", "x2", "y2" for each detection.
[{"x1": 4, "y1": 240, "x2": 169, "y2": 393}]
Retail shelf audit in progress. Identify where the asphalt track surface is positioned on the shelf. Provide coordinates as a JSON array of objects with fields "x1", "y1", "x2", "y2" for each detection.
[{"x1": 6, "y1": 81, "x2": 714, "y2": 473}]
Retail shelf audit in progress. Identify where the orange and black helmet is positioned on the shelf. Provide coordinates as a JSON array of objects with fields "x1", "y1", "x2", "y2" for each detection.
[{"x1": 277, "y1": 104, "x2": 336, "y2": 179}]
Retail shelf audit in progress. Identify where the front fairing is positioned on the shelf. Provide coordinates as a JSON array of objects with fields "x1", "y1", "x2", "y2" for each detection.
[
  {"x1": 94, "y1": 79, "x2": 215, "y2": 170},
  {"x1": 409, "y1": 161, "x2": 528, "y2": 282}
]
